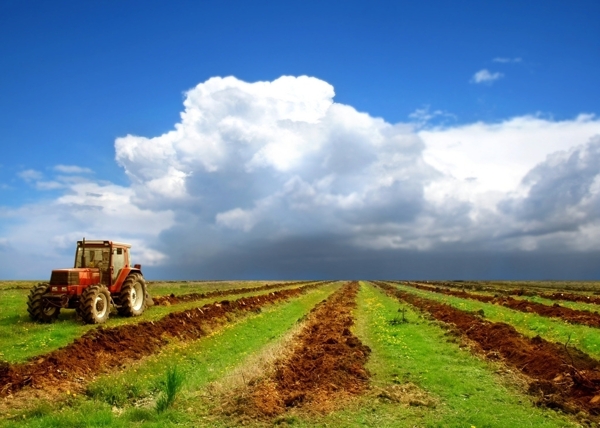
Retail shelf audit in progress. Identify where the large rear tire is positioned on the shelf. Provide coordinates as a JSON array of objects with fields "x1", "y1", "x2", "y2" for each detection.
[
  {"x1": 27, "y1": 283, "x2": 60, "y2": 323},
  {"x1": 117, "y1": 274, "x2": 146, "y2": 317},
  {"x1": 80, "y1": 285, "x2": 111, "y2": 324}
]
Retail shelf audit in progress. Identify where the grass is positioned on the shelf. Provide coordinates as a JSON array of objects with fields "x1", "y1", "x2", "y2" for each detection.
[
  {"x1": 393, "y1": 281, "x2": 600, "y2": 360},
  {"x1": 342, "y1": 282, "x2": 578, "y2": 427},
  {"x1": 424, "y1": 282, "x2": 600, "y2": 313},
  {"x1": 0, "y1": 280, "x2": 312, "y2": 363},
  {"x1": 0, "y1": 282, "x2": 340, "y2": 427}
]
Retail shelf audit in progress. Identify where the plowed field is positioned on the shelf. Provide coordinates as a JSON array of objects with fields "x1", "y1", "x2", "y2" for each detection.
[
  {"x1": 1, "y1": 279, "x2": 598, "y2": 427},
  {"x1": 404, "y1": 281, "x2": 600, "y2": 327}
]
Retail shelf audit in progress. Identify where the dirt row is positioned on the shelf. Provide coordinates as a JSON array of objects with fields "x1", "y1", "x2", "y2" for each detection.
[
  {"x1": 237, "y1": 281, "x2": 370, "y2": 417},
  {"x1": 152, "y1": 280, "x2": 320, "y2": 306},
  {"x1": 373, "y1": 281, "x2": 600, "y2": 418},
  {"x1": 0, "y1": 282, "x2": 329, "y2": 398},
  {"x1": 401, "y1": 281, "x2": 600, "y2": 328},
  {"x1": 413, "y1": 280, "x2": 600, "y2": 305}
]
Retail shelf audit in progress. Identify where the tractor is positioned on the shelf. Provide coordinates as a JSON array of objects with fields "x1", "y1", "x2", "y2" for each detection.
[{"x1": 27, "y1": 239, "x2": 152, "y2": 324}]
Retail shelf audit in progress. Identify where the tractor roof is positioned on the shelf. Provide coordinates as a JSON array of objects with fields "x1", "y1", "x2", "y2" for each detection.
[{"x1": 77, "y1": 240, "x2": 131, "y2": 248}]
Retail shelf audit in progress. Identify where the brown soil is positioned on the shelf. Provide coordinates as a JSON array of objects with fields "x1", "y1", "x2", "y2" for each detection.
[
  {"x1": 410, "y1": 280, "x2": 600, "y2": 306},
  {"x1": 541, "y1": 292, "x2": 600, "y2": 305},
  {"x1": 0, "y1": 282, "x2": 324, "y2": 398},
  {"x1": 235, "y1": 281, "x2": 370, "y2": 418},
  {"x1": 374, "y1": 281, "x2": 600, "y2": 418},
  {"x1": 153, "y1": 280, "x2": 319, "y2": 306},
  {"x1": 404, "y1": 281, "x2": 600, "y2": 328}
]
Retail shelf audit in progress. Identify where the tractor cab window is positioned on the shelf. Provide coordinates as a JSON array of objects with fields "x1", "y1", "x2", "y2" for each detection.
[
  {"x1": 75, "y1": 248, "x2": 110, "y2": 270},
  {"x1": 75, "y1": 247, "x2": 111, "y2": 284},
  {"x1": 112, "y1": 247, "x2": 126, "y2": 282}
]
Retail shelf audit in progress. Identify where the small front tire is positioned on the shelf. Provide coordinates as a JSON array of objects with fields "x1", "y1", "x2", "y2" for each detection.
[{"x1": 27, "y1": 283, "x2": 60, "y2": 323}]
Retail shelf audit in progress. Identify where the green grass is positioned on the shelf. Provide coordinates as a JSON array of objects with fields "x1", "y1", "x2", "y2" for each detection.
[
  {"x1": 0, "y1": 282, "x2": 340, "y2": 427},
  {"x1": 393, "y1": 282, "x2": 600, "y2": 361},
  {"x1": 518, "y1": 294, "x2": 600, "y2": 313},
  {"x1": 340, "y1": 282, "x2": 577, "y2": 428},
  {"x1": 0, "y1": 281, "x2": 313, "y2": 363}
]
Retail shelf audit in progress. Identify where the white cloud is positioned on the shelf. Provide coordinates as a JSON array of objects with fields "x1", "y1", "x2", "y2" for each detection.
[
  {"x1": 18, "y1": 169, "x2": 43, "y2": 182},
  {"x1": 409, "y1": 106, "x2": 456, "y2": 127},
  {"x1": 471, "y1": 69, "x2": 504, "y2": 84},
  {"x1": 0, "y1": 178, "x2": 175, "y2": 277},
  {"x1": 54, "y1": 165, "x2": 93, "y2": 174},
  {"x1": 420, "y1": 114, "x2": 600, "y2": 194},
  {"x1": 493, "y1": 57, "x2": 522, "y2": 63}
]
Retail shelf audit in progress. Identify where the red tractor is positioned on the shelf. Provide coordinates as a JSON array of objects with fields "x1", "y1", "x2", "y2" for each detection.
[{"x1": 27, "y1": 239, "x2": 151, "y2": 324}]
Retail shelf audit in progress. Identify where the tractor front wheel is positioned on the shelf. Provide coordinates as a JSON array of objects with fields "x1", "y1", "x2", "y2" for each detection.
[
  {"x1": 80, "y1": 285, "x2": 111, "y2": 324},
  {"x1": 117, "y1": 274, "x2": 147, "y2": 317},
  {"x1": 27, "y1": 283, "x2": 60, "y2": 323}
]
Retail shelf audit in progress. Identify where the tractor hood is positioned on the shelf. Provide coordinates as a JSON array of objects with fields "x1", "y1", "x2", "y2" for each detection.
[{"x1": 50, "y1": 268, "x2": 100, "y2": 286}]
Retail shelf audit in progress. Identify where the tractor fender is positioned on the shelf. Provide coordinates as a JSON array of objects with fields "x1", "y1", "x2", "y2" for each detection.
[{"x1": 111, "y1": 267, "x2": 143, "y2": 293}]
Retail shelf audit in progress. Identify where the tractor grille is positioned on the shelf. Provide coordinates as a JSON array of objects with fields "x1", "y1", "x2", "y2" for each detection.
[{"x1": 50, "y1": 270, "x2": 79, "y2": 286}]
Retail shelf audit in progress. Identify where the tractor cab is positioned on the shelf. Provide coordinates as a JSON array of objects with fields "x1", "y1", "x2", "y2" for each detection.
[{"x1": 73, "y1": 240, "x2": 134, "y2": 288}]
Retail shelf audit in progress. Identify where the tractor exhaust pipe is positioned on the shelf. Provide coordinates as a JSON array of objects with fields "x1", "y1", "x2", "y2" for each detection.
[{"x1": 81, "y1": 237, "x2": 86, "y2": 268}]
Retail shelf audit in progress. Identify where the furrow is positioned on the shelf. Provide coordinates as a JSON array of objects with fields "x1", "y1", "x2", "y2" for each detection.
[
  {"x1": 373, "y1": 281, "x2": 600, "y2": 418},
  {"x1": 0, "y1": 282, "x2": 329, "y2": 398}
]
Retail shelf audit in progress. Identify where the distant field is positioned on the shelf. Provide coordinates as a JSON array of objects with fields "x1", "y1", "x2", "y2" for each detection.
[{"x1": 1, "y1": 280, "x2": 598, "y2": 427}]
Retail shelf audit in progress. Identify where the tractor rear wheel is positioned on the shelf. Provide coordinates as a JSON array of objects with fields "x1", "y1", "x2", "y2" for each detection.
[
  {"x1": 27, "y1": 283, "x2": 60, "y2": 323},
  {"x1": 117, "y1": 273, "x2": 146, "y2": 317},
  {"x1": 79, "y1": 285, "x2": 111, "y2": 324}
]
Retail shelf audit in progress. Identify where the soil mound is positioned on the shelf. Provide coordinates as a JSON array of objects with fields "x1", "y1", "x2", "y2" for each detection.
[
  {"x1": 405, "y1": 281, "x2": 600, "y2": 328},
  {"x1": 238, "y1": 281, "x2": 370, "y2": 417},
  {"x1": 153, "y1": 280, "x2": 318, "y2": 306}
]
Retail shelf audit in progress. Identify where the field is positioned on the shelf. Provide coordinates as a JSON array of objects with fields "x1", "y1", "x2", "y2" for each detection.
[{"x1": 2, "y1": 280, "x2": 600, "y2": 427}]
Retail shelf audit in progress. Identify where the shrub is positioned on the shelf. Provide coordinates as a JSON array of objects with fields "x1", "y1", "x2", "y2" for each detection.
[{"x1": 155, "y1": 365, "x2": 185, "y2": 413}]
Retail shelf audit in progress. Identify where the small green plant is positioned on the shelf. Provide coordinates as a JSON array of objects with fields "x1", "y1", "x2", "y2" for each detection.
[
  {"x1": 388, "y1": 308, "x2": 408, "y2": 325},
  {"x1": 155, "y1": 365, "x2": 185, "y2": 413}
]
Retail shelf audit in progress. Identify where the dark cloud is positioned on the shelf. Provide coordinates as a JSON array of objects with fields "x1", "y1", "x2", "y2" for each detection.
[
  {"x1": 500, "y1": 136, "x2": 600, "y2": 234},
  {"x1": 147, "y1": 233, "x2": 600, "y2": 280}
]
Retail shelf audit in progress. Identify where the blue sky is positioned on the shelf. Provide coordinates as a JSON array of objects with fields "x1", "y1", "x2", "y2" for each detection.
[{"x1": 1, "y1": 0, "x2": 599, "y2": 279}]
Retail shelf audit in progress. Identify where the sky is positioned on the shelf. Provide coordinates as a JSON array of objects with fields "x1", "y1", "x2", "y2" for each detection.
[{"x1": 1, "y1": 0, "x2": 599, "y2": 280}]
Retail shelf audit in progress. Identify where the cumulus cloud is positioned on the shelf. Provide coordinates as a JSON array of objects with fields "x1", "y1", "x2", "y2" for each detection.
[
  {"x1": 497, "y1": 136, "x2": 600, "y2": 251},
  {"x1": 115, "y1": 76, "x2": 433, "y2": 247},
  {"x1": 3, "y1": 75, "x2": 600, "y2": 279},
  {"x1": 471, "y1": 69, "x2": 504, "y2": 84}
]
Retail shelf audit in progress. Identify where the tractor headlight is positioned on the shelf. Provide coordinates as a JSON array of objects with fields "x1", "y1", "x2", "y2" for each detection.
[
  {"x1": 52, "y1": 287, "x2": 57, "y2": 292},
  {"x1": 61, "y1": 287, "x2": 67, "y2": 292}
]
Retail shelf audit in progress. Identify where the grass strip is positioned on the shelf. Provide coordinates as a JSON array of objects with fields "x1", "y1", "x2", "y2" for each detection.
[
  {"x1": 0, "y1": 283, "x2": 340, "y2": 427},
  {"x1": 404, "y1": 282, "x2": 600, "y2": 329},
  {"x1": 394, "y1": 282, "x2": 600, "y2": 361},
  {"x1": 407, "y1": 281, "x2": 600, "y2": 313}
]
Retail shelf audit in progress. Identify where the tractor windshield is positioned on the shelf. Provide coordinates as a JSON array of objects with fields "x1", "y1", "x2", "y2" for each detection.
[{"x1": 75, "y1": 247, "x2": 110, "y2": 270}]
